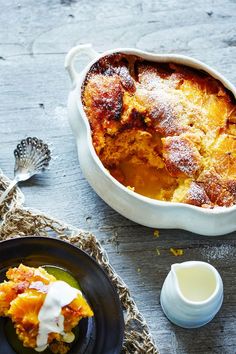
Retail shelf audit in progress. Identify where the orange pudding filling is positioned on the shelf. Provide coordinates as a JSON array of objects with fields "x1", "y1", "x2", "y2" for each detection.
[{"x1": 82, "y1": 53, "x2": 236, "y2": 208}]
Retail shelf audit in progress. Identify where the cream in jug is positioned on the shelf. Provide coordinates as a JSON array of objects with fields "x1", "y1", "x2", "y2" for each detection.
[{"x1": 160, "y1": 261, "x2": 223, "y2": 328}]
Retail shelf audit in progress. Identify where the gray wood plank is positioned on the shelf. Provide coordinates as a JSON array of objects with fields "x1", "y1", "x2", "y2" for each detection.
[{"x1": 0, "y1": 0, "x2": 236, "y2": 353}]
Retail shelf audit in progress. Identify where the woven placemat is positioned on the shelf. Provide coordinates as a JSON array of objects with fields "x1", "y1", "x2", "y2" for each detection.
[{"x1": 0, "y1": 170, "x2": 158, "y2": 354}]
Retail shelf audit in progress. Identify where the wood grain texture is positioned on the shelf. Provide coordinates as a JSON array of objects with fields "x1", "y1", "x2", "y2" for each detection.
[{"x1": 0, "y1": 0, "x2": 236, "y2": 353}]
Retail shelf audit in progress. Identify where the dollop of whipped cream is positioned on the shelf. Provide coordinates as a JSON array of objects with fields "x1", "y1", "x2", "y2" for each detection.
[{"x1": 35, "y1": 280, "x2": 81, "y2": 352}]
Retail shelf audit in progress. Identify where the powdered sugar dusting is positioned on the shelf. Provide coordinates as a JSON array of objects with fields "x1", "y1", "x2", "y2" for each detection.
[
  {"x1": 186, "y1": 182, "x2": 211, "y2": 206},
  {"x1": 163, "y1": 136, "x2": 201, "y2": 177},
  {"x1": 201, "y1": 244, "x2": 235, "y2": 262}
]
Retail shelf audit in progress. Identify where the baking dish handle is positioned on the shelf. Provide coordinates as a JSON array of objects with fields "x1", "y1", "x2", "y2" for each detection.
[{"x1": 65, "y1": 44, "x2": 99, "y2": 86}]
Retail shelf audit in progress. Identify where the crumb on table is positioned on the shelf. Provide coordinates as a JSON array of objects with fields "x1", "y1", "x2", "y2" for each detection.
[
  {"x1": 170, "y1": 247, "x2": 184, "y2": 256},
  {"x1": 153, "y1": 230, "x2": 160, "y2": 238}
]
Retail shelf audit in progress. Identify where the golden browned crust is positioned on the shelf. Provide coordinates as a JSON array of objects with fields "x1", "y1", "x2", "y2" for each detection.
[
  {"x1": 82, "y1": 53, "x2": 236, "y2": 207},
  {"x1": 162, "y1": 135, "x2": 202, "y2": 178}
]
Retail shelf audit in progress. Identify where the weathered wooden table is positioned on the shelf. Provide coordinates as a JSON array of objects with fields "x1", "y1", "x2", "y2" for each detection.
[{"x1": 1, "y1": 1, "x2": 236, "y2": 353}]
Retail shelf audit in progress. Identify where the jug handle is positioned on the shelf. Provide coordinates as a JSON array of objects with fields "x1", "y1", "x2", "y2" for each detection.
[{"x1": 65, "y1": 44, "x2": 99, "y2": 87}]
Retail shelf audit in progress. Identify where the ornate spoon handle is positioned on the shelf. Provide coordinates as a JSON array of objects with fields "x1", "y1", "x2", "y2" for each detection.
[
  {"x1": 0, "y1": 179, "x2": 17, "y2": 205},
  {"x1": 0, "y1": 137, "x2": 51, "y2": 207}
]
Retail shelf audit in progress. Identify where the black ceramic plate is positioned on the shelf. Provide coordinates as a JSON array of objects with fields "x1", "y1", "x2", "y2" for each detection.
[{"x1": 0, "y1": 237, "x2": 124, "y2": 354}]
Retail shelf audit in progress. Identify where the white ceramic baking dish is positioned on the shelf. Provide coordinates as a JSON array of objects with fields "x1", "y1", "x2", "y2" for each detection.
[{"x1": 65, "y1": 44, "x2": 236, "y2": 236}]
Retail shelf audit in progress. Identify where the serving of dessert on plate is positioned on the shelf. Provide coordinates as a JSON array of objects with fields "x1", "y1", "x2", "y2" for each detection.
[
  {"x1": 0, "y1": 237, "x2": 124, "y2": 354},
  {"x1": 82, "y1": 53, "x2": 236, "y2": 208},
  {"x1": 0, "y1": 264, "x2": 93, "y2": 354}
]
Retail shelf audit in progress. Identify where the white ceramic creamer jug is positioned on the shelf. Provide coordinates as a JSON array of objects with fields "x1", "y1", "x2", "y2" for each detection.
[{"x1": 160, "y1": 261, "x2": 223, "y2": 328}]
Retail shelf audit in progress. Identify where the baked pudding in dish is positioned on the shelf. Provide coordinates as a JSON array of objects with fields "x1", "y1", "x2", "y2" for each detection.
[
  {"x1": 82, "y1": 53, "x2": 236, "y2": 208},
  {"x1": 0, "y1": 264, "x2": 94, "y2": 354}
]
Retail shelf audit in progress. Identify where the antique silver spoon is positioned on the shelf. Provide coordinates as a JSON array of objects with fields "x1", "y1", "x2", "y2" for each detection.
[{"x1": 0, "y1": 137, "x2": 51, "y2": 205}]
